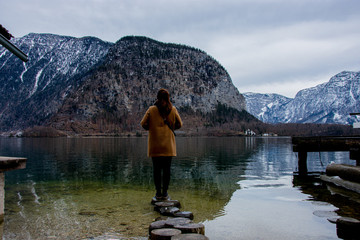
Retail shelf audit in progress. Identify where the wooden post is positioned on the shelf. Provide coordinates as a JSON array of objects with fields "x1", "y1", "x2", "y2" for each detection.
[
  {"x1": 0, "y1": 173, "x2": 4, "y2": 223},
  {"x1": 0, "y1": 156, "x2": 27, "y2": 239},
  {"x1": 350, "y1": 148, "x2": 360, "y2": 166},
  {"x1": 298, "y1": 151, "x2": 308, "y2": 176}
]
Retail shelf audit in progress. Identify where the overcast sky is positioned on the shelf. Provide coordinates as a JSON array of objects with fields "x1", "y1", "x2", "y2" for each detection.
[{"x1": 1, "y1": 0, "x2": 360, "y2": 97}]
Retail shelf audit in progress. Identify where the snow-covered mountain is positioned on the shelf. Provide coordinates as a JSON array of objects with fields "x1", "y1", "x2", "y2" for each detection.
[
  {"x1": 244, "y1": 71, "x2": 360, "y2": 125},
  {"x1": 243, "y1": 93, "x2": 292, "y2": 123},
  {"x1": 0, "y1": 33, "x2": 248, "y2": 133},
  {"x1": 0, "y1": 33, "x2": 113, "y2": 130}
]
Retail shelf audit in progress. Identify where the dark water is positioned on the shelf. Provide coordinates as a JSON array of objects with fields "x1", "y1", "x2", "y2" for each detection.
[{"x1": 1, "y1": 137, "x2": 359, "y2": 239}]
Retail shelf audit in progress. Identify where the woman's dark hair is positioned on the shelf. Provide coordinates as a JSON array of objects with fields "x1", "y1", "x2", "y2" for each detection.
[{"x1": 155, "y1": 88, "x2": 173, "y2": 117}]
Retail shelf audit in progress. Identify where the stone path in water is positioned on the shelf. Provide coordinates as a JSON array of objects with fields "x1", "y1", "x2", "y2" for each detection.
[
  {"x1": 149, "y1": 197, "x2": 209, "y2": 240},
  {"x1": 88, "y1": 197, "x2": 209, "y2": 240}
]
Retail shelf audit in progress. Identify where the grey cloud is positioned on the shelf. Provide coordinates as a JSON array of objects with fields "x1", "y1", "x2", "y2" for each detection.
[{"x1": 1, "y1": 0, "x2": 360, "y2": 97}]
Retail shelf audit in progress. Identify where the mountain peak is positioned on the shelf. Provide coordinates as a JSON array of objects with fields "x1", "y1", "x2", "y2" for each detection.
[
  {"x1": 1, "y1": 33, "x2": 247, "y2": 134},
  {"x1": 244, "y1": 70, "x2": 360, "y2": 125}
]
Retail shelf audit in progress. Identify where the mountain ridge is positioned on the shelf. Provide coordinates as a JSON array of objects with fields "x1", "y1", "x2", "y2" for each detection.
[
  {"x1": 244, "y1": 70, "x2": 360, "y2": 125},
  {"x1": 0, "y1": 33, "x2": 113, "y2": 131},
  {"x1": 1, "y1": 33, "x2": 249, "y2": 135}
]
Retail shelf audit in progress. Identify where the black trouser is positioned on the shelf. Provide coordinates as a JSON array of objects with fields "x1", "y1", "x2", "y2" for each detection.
[{"x1": 152, "y1": 156, "x2": 172, "y2": 196}]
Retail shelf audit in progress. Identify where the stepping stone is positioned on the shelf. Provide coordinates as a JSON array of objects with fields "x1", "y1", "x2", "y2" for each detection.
[
  {"x1": 160, "y1": 206, "x2": 180, "y2": 216},
  {"x1": 150, "y1": 228, "x2": 181, "y2": 240},
  {"x1": 174, "y1": 223, "x2": 205, "y2": 235},
  {"x1": 155, "y1": 216, "x2": 170, "y2": 221},
  {"x1": 174, "y1": 211, "x2": 194, "y2": 220},
  {"x1": 149, "y1": 220, "x2": 167, "y2": 235},
  {"x1": 151, "y1": 198, "x2": 180, "y2": 207},
  {"x1": 172, "y1": 234, "x2": 209, "y2": 240},
  {"x1": 165, "y1": 217, "x2": 192, "y2": 228},
  {"x1": 327, "y1": 217, "x2": 340, "y2": 224},
  {"x1": 336, "y1": 217, "x2": 360, "y2": 239},
  {"x1": 151, "y1": 197, "x2": 161, "y2": 204},
  {"x1": 154, "y1": 201, "x2": 180, "y2": 212},
  {"x1": 164, "y1": 200, "x2": 181, "y2": 207}
]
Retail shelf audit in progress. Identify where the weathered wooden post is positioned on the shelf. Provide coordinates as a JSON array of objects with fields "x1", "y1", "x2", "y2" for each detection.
[
  {"x1": 292, "y1": 137, "x2": 308, "y2": 176},
  {"x1": 0, "y1": 157, "x2": 27, "y2": 221},
  {"x1": 298, "y1": 151, "x2": 308, "y2": 176}
]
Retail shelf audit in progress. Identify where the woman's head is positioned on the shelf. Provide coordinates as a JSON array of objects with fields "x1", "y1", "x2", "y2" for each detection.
[
  {"x1": 157, "y1": 88, "x2": 170, "y2": 102},
  {"x1": 156, "y1": 88, "x2": 172, "y2": 116}
]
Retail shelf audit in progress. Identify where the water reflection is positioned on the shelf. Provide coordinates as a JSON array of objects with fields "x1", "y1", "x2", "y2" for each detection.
[
  {"x1": 0, "y1": 137, "x2": 356, "y2": 239},
  {"x1": 293, "y1": 175, "x2": 360, "y2": 220}
]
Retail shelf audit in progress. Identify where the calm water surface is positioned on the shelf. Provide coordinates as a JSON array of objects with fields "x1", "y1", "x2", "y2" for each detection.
[{"x1": 1, "y1": 137, "x2": 359, "y2": 239}]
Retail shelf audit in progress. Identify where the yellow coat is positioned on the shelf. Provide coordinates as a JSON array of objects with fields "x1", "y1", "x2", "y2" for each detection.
[{"x1": 140, "y1": 106, "x2": 182, "y2": 157}]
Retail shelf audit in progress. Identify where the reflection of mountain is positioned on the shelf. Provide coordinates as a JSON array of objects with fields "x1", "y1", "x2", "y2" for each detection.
[
  {"x1": 243, "y1": 137, "x2": 296, "y2": 177},
  {"x1": 2, "y1": 137, "x2": 260, "y2": 223},
  {"x1": 3, "y1": 137, "x2": 258, "y2": 195},
  {"x1": 6, "y1": 137, "x2": 341, "y2": 239},
  {"x1": 175, "y1": 137, "x2": 259, "y2": 197}
]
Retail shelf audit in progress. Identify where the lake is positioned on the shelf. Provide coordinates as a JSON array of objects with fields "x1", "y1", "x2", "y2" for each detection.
[{"x1": 1, "y1": 137, "x2": 359, "y2": 239}]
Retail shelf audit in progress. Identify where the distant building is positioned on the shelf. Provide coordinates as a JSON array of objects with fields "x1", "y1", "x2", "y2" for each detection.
[
  {"x1": 262, "y1": 133, "x2": 278, "y2": 137},
  {"x1": 245, "y1": 129, "x2": 256, "y2": 136}
]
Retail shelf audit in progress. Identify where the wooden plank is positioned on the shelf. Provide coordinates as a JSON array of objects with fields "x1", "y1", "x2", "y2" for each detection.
[
  {"x1": 292, "y1": 136, "x2": 360, "y2": 176},
  {"x1": 292, "y1": 136, "x2": 360, "y2": 152},
  {"x1": 0, "y1": 156, "x2": 27, "y2": 172}
]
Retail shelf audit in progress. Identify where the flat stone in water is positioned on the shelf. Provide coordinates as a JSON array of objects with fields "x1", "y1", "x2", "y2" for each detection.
[
  {"x1": 154, "y1": 201, "x2": 178, "y2": 212},
  {"x1": 149, "y1": 220, "x2": 167, "y2": 235},
  {"x1": 160, "y1": 207, "x2": 180, "y2": 216},
  {"x1": 174, "y1": 223, "x2": 205, "y2": 235},
  {"x1": 172, "y1": 233, "x2": 209, "y2": 240},
  {"x1": 327, "y1": 217, "x2": 340, "y2": 224},
  {"x1": 174, "y1": 211, "x2": 194, "y2": 220},
  {"x1": 336, "y1": 217, "x2": 360, "y2": 226},
  {"x1": 151, "y1": 228, "x2": 181, "y2": 240},
  {"x1": 313, "y1": 210, "x2": 338, "y2": 218},
  {"x1": 151, "y1": 198, "x2": 180, "y2": 207},
  {"x1": 165, "y1": 217, "x2": 192, "y2": 228},
  {"x1": 155, "y1": 201, "x2": 176, "y2": 208}
]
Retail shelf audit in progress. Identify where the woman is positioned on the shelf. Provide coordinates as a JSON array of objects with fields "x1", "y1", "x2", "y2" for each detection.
[{"x1": 141, "y1": 88, "x2": 182, "y2": 200}]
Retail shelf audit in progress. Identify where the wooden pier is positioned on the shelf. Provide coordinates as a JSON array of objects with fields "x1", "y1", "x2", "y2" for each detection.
[
  {"x1": 292, "y1": 136, "x2": 360, "y2": 176},
  {"x1": 0, "y1": 156, "x2": 27, "y2": 238},
  {"x1": 292, "y1": 135, "x2": 360, "y2": 239},
  {"x1": 0, "y1": 156, "x2": 27, "y2": 222}
]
